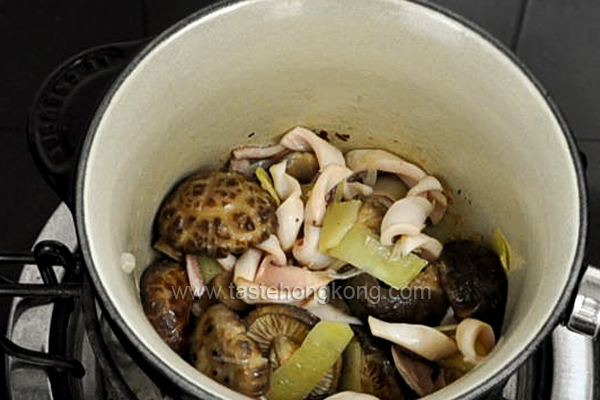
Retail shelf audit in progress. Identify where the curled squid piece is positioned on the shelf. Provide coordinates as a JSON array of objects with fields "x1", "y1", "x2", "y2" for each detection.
[
  {"x1": 346, "y1": 149, "x2": 427, "y2": 187},
  {"x1": 233, "y1": 248, "x2": 262, "y2": 284},
  {"x1": 342, "y1": 181, "x2": 374, "y2": 200},
  {"x1": 270, "y1": 160, "x2": 304, "y2": 251},
  {"x1": 380, "y1": 196, "x2": 434, "y2": 245},
  {"x1": 455, "y1": 318, "x2": 496, "y2": 364},
  {"x1": 254, "y1": 263, "x2": 334, "y2": 292},
  {"x1": 368, "y1": 316, "x2": 457, "y2": 361},
  {"x1": 393, "y1": 232, "x2": 443, "y2": 262},
  {"x1": 280, "y1": 126, "x2": 346, "y2": 169},
  {"x1": 255, "y1": 234, "x2": 287, "y2": 266},
  {"x1": 229, "y1": 144, "x2": 290, "y2": 177},
  {"x1": 276, "y1": 197, "x2": 305, "y2": 252},
  {"x1": 185, "y1": 255, "x2": 206, "y2": 297},
  {"x1": 323, "y1": 392, "x2": 380, "y2": 400},
  {"x1": 406, "y1": 175, "x2": 447, "y2": 224},
  {"x1": 294, "y1": 165, "x2": 353, "y2": 269},
  {"x1": 232, "y1": 143, "x2": 287, "y2": 160},
  {"x1": 235, "y1": 278, "x2": 302, "y2": 305},
  {"x1": 347, "y1": 149, "x2": 448, "y2": 223}
]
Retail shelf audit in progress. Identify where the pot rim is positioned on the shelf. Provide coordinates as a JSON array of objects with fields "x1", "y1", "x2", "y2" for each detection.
[{"x1": 75, "y1": 0, "x2": 589, "y2": 398}]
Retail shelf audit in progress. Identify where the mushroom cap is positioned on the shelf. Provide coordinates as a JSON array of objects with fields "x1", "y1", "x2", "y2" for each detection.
[
  {"x1": 140, "y1": 260, "x2": 192, "y2": 352},
  {"x1": 437, "y1": 241, "x2": 508, "y2": 334},
  {"x1": 157, "y1": 171, "x2": 277, "y2": 257},
  {"x1": 344, "y1": 265, "x2": 448, "y2": 324},
  {"x1": 190, "y1": 304, "x2": 269, "y2": 397}
]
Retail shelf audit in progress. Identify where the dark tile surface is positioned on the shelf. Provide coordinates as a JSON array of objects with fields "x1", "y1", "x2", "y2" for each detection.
[
  {"x1": 0, "y1": 0, "x2": 599, "y2": 398},
  {"x1": 0, "y1": 0, "x2": 144, "y2": 128},
  {"x1": 144, "y1": 0, "x2": 215, "y2": 35},
  {"x1": 579, "y1": 139, "x2": 600, "y2": 266},
  {"x1": 516, "y1": 0, "x2": 600, "y2": 141}
]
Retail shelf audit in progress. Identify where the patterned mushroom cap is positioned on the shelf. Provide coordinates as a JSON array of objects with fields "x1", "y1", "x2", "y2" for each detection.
[{"x1": 157, "y1": 171, "x2": 277, "y2": 257}]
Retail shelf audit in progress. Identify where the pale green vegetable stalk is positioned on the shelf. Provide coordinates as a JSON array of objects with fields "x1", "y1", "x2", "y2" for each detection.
[
  {"x1": 334, "y1": 180, "x2": 345, "y2": 202},
  {"x1": 327, "y1": 224, "x2": 428, "y2": 289},
  {"x1": 256, "y1": 167, "x2": 281, "y2": 205},
  {"x1": 266, "y1": 321, "x2": 354, "y2": 400},
  {"x1": 319, "y1": 200, "x2": 362, "y2": 252},
  {"x1": 492, "y1": 228, "x2": 511, "y2": 272},
  {"x1": 340, "y1": 339, "x2": 362, "y2": 392},
  {"x1": 196, "y1": 256, "x2": 223, "y2": 284}
]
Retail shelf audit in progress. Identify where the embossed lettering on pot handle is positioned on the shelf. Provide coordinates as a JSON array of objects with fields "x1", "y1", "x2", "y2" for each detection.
[{"x1": 27, "y1": 39, "x2": 150, "y2": 209}]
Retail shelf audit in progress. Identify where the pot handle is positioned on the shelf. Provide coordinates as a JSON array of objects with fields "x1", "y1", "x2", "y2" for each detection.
[
  {"x1": 567, "y1": 264, "x2": 600, "y2": 336},
  {"x1": 549, "y1": 264, "x2": 600, "y2": 400},
  {"x1": 27, "y1": 39, "x2": 150, "y2": 209}
]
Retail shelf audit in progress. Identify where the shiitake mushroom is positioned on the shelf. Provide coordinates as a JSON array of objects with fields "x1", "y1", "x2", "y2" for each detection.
[
  {"x1": 436, "y1": 241, "x2": 508, "y2": 334},
  {"x1": 190, "y1": 304, "x2": 269, "y2": 397},
  {"x1": 351, "y1": 327, "x2": 407, "y2": 400},
  {"x1": 156, "y1": 171, "x2": 277, "y2": 258},
  {"x1": 140, "y1": 260, "x2": 193, "y2": 353},
  {"x1": 285, "y1": 152, "x2": 319, "y2": 184},
  {"x1": 344, "y1": 265, "x2": 448, "y2": 325},
  {"x1": 246, "y1": 305, "x2": 341, "y2": 399}
]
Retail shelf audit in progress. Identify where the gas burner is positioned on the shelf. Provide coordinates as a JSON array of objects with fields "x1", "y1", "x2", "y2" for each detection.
[{"x1": 2, "y1": 204, "x2": 595, "y2": 400}]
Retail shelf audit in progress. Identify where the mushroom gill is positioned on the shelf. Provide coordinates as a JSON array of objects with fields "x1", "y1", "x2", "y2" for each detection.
[{"x1": 247, "y1": 305, "x2": 342, "y2": 399}]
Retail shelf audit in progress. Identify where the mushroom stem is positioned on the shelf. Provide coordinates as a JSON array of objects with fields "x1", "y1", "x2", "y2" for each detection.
[
  {"x1": 368, "y1": 316, "x2": 457, "y2": 361},
  {"x1": 456, "y1": 318, "x2": 496, "y2": 364},
  {"x1": 392, "y1": 233, "x2": 443, "y2": 262}
]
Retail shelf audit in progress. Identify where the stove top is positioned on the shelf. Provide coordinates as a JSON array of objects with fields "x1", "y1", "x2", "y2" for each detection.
[{"x1": 3, "y1": 204, "x2": 596, "y2": 400}]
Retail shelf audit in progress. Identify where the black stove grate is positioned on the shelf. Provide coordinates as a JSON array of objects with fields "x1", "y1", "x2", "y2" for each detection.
[{"x1": 0, "y1": 241, "x2": 139, "y2": 400}]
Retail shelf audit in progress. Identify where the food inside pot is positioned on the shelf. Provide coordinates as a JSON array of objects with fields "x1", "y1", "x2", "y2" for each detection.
[{"x1": 139, "y1": 126, "x2": 509, "y2": 399}]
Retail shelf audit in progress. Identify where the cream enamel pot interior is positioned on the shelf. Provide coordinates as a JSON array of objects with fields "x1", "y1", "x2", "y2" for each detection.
[{"x1": 32, "y1": 0, "x2": 588, "y2": 399}]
